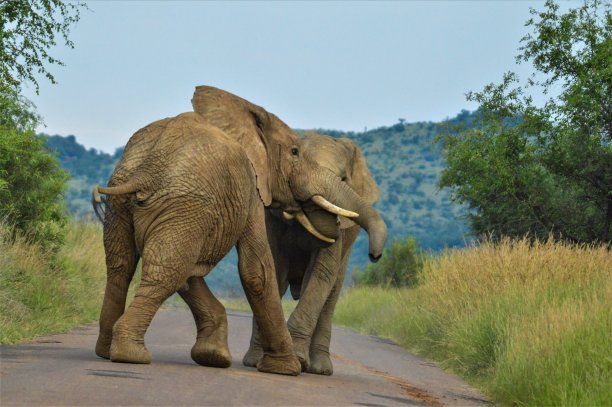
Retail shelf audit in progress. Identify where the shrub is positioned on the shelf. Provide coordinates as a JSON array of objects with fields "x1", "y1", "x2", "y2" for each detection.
[
  {"x1": 354, "y1": 237, "x2": 425, "y2": 287},
  {"x1": 0, "y1": 127, "x2": 68, "y2": 251}
]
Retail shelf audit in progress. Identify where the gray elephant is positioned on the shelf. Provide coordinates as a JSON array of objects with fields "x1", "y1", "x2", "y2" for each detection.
[
  {"x1": 242, "y1": 132, "x2": 384, "y2": 375},
  {"x1": 92, "y1": 87, "x2": 388, "y2": 376}
]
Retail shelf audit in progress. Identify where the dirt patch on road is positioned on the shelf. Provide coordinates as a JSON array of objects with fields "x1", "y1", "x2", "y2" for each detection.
[{"x1": 331, "y1": 352, "x2": 444, "y2": 407}]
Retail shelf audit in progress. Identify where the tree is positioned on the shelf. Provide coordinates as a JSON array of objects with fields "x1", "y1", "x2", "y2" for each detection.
[
  {"x1": 0, "y1": 82, "x2": 39, "y2": 130},
  {"x1": 0, "y1": 0, "x2": 85, "y2": 93},
  {"x1": 439, "y1": 0, "x2": 612, "y2": 244},
  {"x1": 0, "y1": 1, "x2": 84, "y2": 249}
]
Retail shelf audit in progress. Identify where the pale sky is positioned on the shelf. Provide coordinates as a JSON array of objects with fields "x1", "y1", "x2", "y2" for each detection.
[{"x1": 22, "y1": 1, "x2": 576, "y2": 153}]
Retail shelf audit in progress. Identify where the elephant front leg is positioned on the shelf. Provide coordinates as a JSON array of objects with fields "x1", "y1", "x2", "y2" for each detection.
[
  {"x1": 179, "y1": 275, "x2": 231, "y2": 368},
  {"x1": 287, "y1": 239, "x2": 342, "y2": 371},
  {"x1": 307, "y1": 254, "x2": 349, "y2": 376},
  {"x1": 237, "y1": 204, "x2": 300, "y2": 376},
  {"x1": 243, "y1": 255, "x2": 290, "y2": 368},
  {"x1": 242, "y1": 318, "x2": 263, "y2": 367}
]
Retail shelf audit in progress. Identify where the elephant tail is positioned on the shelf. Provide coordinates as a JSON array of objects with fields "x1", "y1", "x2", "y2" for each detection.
[{"x1": 91, "y1": 181, "x2": 140, "y2": 222}]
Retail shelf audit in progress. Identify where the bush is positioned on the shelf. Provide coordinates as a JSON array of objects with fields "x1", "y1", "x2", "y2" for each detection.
[
  {"x1": 0, "y1": 127, "x2": 68, "y2": 251},
  {"x1": 354, "y1": 237, "x2": 425, "y2": 287}
]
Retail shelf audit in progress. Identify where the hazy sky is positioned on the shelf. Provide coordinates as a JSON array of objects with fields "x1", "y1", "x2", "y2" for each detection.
[{"x1": 23, "y1": 1, "x2": 576, "y2": 153}]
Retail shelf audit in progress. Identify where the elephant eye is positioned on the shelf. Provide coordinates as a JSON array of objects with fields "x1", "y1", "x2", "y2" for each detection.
[
  {"x1": 341, "y1": 176, "x2": 348, "y2": 182},
  {"x1": 291, "y1": 147, "x2": 299, "y2": 156}
]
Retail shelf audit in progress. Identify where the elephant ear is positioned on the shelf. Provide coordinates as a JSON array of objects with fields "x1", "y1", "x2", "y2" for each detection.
[
  {"x1": 338, "y1": 137, "x2": 380, "y2": 205},
  {"x1": 336, "y1": 137, "x2": 380, "y2": 229},
  {"x1": 192, "y1": 86, "x2": 272, "y2": 206}
]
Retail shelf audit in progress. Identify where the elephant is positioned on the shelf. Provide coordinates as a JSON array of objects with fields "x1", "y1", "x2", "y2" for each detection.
[
  {"x1": 242, "y1": 132, "x2": 383, "y2": 375},
  {"x1": 91, "y1": 86, "x2": 388, "y2": 376}
]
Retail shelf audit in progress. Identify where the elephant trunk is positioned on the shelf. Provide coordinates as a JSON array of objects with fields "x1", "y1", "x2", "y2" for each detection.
[{"x1": 293, "y1": 168, "x2": 388, "y2": 262}]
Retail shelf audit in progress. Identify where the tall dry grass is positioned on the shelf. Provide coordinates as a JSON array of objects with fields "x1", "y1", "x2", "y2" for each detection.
[
  {"x1": 335, "y1": 238, "x2": 611, "y2": 406},
  {"x1": 0, "y1": 222, "x2": 107, "y2": 343}
]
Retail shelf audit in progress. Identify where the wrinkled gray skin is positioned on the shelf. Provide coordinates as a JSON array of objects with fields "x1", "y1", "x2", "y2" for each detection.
[
  {"x1": 92, "y1": 87, "x2": 387, "y2": 376},
  {"x1": 242, "y1": 133, "x2": 384, "y2": 375}
]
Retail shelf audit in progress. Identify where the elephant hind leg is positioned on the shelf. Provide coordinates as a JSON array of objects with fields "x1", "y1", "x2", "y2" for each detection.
[
  {"x1": 307, "y1": 252, "x2": 350, "y2": 376},
  {"x1": 110, "y1": 235, "x2": 199, "y2": 364},
  {"x1": 96, "y1": 217, "x2": 139, "y2": 360},
  {"x1": 179, "y1": 274, "x2": 231, "y2": 368},
  {"x1": 110, "y1": 272, "x2": 181, "y2": 364}
]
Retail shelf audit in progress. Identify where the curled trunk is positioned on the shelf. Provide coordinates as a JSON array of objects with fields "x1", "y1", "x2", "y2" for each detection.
[{"x1": 293, "y1": 169, "x2": 388, "y2": 262}]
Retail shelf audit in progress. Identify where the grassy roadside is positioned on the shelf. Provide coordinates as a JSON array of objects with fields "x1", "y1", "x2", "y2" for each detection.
[
  {"x1": 1, "y1": 222, "x2": 108, "y2": 344},
  {"x1": 3, "y1": 222, "x2": 609, "y2": 406},
  {"x1": 334, "y1": 238, "x2": 611, "y2": 406},
  {"x1": 221, "y1": 298, "x2": 295, "y2": 316}
]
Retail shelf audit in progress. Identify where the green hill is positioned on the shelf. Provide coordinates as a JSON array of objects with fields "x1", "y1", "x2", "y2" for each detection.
[
  {"x1": 44, "y1": 135, "x2": 121, "y2": 219},
  {"x1": 42, "y1": 111, "x2": 472, "y2": 294}
]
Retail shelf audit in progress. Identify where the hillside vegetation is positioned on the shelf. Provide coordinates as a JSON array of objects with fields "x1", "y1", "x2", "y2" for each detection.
[
  {"x1": 44, "y1": 135, "x2": 121, "y2": 219},
  {"x1": 334, "y1": 238, "x2": 612, "y2": 406}
]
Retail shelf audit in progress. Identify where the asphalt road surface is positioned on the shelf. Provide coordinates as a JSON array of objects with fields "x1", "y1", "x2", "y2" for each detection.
[{"x1": 1, "y1": 307, "x2": 490, "y2": 406}]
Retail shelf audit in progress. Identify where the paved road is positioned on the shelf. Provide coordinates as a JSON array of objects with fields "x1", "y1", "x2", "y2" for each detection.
[{"x1": 1, "y1": 308, "x2": 490, "y2": 406}]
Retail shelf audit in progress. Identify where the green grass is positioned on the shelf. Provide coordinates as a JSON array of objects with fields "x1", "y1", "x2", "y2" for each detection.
[
  {"x1": 334, "y1": 238, "x2": 612, "y2": 406},
  {"x1": 221, "y1": 297, "x2": 296, "y2": 317},
  {"x1": 1, "y1": 222, "x2": 108, "y2": 343}
]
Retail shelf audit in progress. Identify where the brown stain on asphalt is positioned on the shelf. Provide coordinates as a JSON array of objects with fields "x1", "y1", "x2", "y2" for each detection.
[{"x1": 331, "y1": 352, "x2": 444, "y2": 407}]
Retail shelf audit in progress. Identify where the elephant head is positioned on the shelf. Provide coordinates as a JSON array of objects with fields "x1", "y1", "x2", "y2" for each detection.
[
  {"x1": 285, "y1": 132, "x2": 386, "y2": 261},
  {"x1": 191, "y1": 87, "x2": 387, "y2": 261}
]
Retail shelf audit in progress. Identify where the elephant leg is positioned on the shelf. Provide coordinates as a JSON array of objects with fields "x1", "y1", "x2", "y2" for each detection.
[
  {"x1": 236, "y1": 204, "x2": 300, "y2": 376},
  {"x1": 110, "y1": 233, "x2": 197, "y2": 364},
  {"x1": 243, "y1": 276, "x2": 289, "y2": 367},
  {"x1": 96, "y1": 216, "x2": 139, "y2": 360},
  {"x1": 179, "y1": 274, "x2": 231, "y2": 368},
  {"x1": 287, "y1": 237, "x2": 342, "y2": 371},
  {"x1": 244, "y1": 212, "x2": 293, "y2": 367},
  {"x1": 307, "y1": 254, "x2": 349, "y2": 375}
]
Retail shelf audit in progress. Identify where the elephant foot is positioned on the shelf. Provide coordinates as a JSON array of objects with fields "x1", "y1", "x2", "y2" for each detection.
[
  {"x1": 191, "y1": 338, "x2": 231, "y2": 368},
  {"x1": 293, "y1": 339, "x2": 310, "y2": 372},
  {"x1": 307, "y1": 351, "x2": 333, "y2": 376},
  {"x1": 95, "y1": 334, "x2": 112, "y2": 359},
  {"x1": 256, "y1": 353, "x2": 301, "y2": 376},
  {"x1": 242, "y1": 346, "x2": 263, "y2": 367},
  {"x1": 110, "y1": 337, "x2": 151, "y2": 364}
]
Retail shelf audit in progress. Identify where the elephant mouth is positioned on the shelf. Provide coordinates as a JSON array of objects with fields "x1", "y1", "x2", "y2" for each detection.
[
  {"x1": 282, "y1": 210, "x2": 337, "y2": 243},
  {"x1": 283, "y1": 195, "x2": 358, "y2": 243}
]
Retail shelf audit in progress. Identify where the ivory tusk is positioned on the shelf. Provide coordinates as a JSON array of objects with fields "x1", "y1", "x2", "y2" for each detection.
[
  {"x1": 294, "y1": 212, "x2": 336, "y2": 244},
  {"x1": 282, "y1": 211, "x2": 296, "y2": 220},
  {"x1": 92, "y1": 187, "x2": 103, "y2": 204},
  {"x1": 311, "y1": 195, "x2": 359, "y2": 218}
]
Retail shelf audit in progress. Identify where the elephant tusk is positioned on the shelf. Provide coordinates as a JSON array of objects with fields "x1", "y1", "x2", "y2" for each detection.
[
  {"x1": 92, "y1": 186, "x2": 103, "y2": 204},
  {"x1": 294, "y1": 212, "x2": 336, "y2": 244},
  {"x1": 282, "y1": 211, "x2": 296, "y2": 220},
  {"x1": 311, "y1": 195, "x2": 359, "y2": 218}
]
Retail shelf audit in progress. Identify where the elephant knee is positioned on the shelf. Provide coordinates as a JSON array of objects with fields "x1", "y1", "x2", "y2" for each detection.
[{"x1": 313, "y1": 264, "x2": 336, "y2": 285}]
